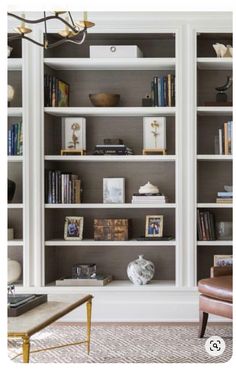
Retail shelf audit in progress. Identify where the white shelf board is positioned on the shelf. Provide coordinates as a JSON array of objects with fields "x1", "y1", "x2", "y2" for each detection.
[
  {"x1": 197, "y1": 58, "x2": 232, "y2": 70},
  {"x1": 8, "y1": 203, "x2": 23, "y2": 209},
  {"x1": 45, "y1": 239, "x2": 176, "y2": 246},
  {"x1": 8, "y1": 107, "x2": 23, "y2": 117},
  {"x1": 197, "y1": 155, "x2": 233, "y2": 161},
  {"x1": 45, "y1": 155, "x2": 176, "y2": 162},
  {"x1": 45, "y1": 280, "x2": 176, "y2": 292},
  {"x1": 8, "y1": 156, "x2": 23, "y2": 162},
  {"x1": 8, "y1": 58, "x2": 22, "y2": 71},
  {"x1": 45, "y1": 203, "x2": 176, "y2": 209},
  {"x1": 44, "y1": 57, "x2": 176, "y2": 71},
  {"x1": 197, "y1": 107, "x2": 232, "y2": 116},
  {"x1": 8, "y1": 239, "x2": 24, "y2": 246},
  {"x1": 197, "y1": 203, "x2": 232, "y2": 208},
  {"x1": 44, "y1": 107, "x2": 176, "y2": 117},
  {"x1": 197, "y1": 240, "x2": 232, "y2": 246}
]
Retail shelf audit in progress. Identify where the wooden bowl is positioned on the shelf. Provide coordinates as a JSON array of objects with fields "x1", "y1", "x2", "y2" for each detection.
[{"x1": 89, "y1": 93, "x2": 120, "y2": 107}]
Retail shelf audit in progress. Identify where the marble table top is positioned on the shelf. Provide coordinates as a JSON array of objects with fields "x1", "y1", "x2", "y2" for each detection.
[{"x1": 8, "y1": 294, "x2": 92, "y2": 337}]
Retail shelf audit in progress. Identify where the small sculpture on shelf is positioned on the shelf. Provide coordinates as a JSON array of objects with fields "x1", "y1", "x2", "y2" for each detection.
[
  {"x1": 8, "y1": 85, "x2": 15, "y2": 106},
  {"x1": 8, "y1": 179, "x2": 16, "y2": 203},
  {"x1": 213, "y1": 43, "x2": 233, "y2": 58},
  {"x1": 143, "y1": 117, "x2": 166, "y2": 155},
  {"x1": 215, "y1": 75, "x2": 232, "y2": 103}
]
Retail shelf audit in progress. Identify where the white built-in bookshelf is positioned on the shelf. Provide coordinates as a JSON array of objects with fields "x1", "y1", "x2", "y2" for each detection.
[
  {"x1": 7, "y1": 13, "x2": 233, "y2": 321},
  {"x1": 196, "y1": 32, "x2": 233, "y2": 282},
  {"x1": 7, "y1": 36, "x2": 24, "y2": 286}
]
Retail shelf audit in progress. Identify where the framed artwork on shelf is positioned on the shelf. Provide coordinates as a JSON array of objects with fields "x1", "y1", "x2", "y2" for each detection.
[
  {"x1": 64, "y1": 216, "x2": 84, "y2": 240},
  {"x1": 58, "y1": 80, "x2": 69, "y2": 107},
  {"x1": 103, "y1": 178, "x2": 125, "y2": 203},
  {"x1": 62, "y1": 117, "x2": 86, "y2": 153},
  {"x1": 143, "y1": 117, "x2": 166, "y2": 154},
  {"x1": 145, "y1": 215, "x2": 163, "y2": 237},
  {"x1": 214, "y1": 255, "x2": 233, "y2": 267}
]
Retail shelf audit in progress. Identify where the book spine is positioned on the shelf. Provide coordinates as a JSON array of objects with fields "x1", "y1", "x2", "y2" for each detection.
[
  {"x1": 19, "y1": 121, "x2": 23, "y2": 155},
  {"x1": 154, "y1": 77, "x2": 158, "y2": 107},
  {"x1": 197, "y1": 209, "x2": 203, "y2": 241},
  {"x1": 167, "y1": 74, "x2": 171, "y2": 107},
  {"x1": 158, "y1": 77, "x2": 161, "y2": 106},
  {"x1": 171, "y1": 75, "x2": 175, "y2": 106},
  {"x1": 200, "y1": 212, "x2": 207, "y2": 241},
  {"x1": 8, "y1": 128, "x2": 11, "y2": 155},
  {"x1": 224, "y1": 122, "x2": 228, "y2": 155},
  {"x1": 228, "y1": 121, "x2": 231, "y2": 155},
  {"x1": 163, "y1": 76, "x2": 168, "y2": 106},
  {"x1": 210, "y1": 213, "x2": 216, "y2": 240},
  {"x1": 52, "y1": 171, "x2": 56, "y2": 204},
  {"x1": 203, "y1": 212, "x2": 210, "y2": 240},
  {"x1": 58, "y1": 173, "x2": 62, "y2": 203},
  {"x1": 218, "y1": 128, "x2": 223, "y2": 155},
  {"x1": 47, "y1": 171, "x2": 52, "y2": 204}
]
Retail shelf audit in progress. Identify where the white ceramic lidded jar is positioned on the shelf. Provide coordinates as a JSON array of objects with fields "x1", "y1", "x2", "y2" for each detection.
[{"x1": 127, "y1": 255, "x2": 155, "y2": 285}]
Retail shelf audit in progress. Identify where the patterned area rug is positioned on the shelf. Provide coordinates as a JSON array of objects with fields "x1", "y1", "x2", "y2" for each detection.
[{"x1": 8, "y1": 323, "x2": 232, "y2": 363}]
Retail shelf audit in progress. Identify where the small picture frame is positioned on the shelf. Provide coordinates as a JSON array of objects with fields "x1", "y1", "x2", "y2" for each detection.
[
  {"x1": 145, "y1": 215, "x2": 163, "y2": 237},
  {"x1": 103, "y1": 178, "x2": 125, "y2": 203},
  {"x1": 143, "y1": 117, "x2": 166, "y2": 151},
  {"x1": 214, "y1": 255, "x2": 233, "y2": 267},
  {"x1": 64, "y1": 216, "x2": 84, "y2": 240},
  {"x1": 62, "y1": 117, "x2": 86, "y2": 152}
]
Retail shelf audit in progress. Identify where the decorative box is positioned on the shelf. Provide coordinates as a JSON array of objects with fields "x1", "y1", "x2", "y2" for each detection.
[
  {"x1": 89, "y1": 45, "x2": 143, "y2": 58},
  {"x1": 94, "y1": 219, "x2": 130, "y2": 241}
]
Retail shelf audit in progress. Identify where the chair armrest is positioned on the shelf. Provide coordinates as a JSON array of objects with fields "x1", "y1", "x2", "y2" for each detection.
[{"x1": 210, "y1": 266, "x2": 232, "y2": 278}]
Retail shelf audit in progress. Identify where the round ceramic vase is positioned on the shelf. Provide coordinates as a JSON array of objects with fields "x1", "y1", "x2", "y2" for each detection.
[
  {"x1": 8, "y1": 258, "x2": 21, "y2": 284},
  {"x1": 127, "y1": 255, "x2": 155, "y2": 285}
]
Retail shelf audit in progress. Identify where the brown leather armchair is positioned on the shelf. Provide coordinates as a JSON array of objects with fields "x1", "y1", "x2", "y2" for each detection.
[{"x1": 198, "y1": 265, "x2": 232, "y2": 338}]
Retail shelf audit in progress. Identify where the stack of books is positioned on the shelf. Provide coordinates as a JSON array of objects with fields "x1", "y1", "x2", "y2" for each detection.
[
  {"x1": 93, "y1": 144, "x2": 133, "y2": 155},
  {"x1": 131, "y1": 193, "x2": 168, "y2": 204},
  {"x1": 8, "y1": 122, "x2": 23, "y2": 156},
  {"x1": 44, "y1": 74, "x2": 69, "y2": 107},
  {"x1": 217, "y1": 121, "x2": 233, "y2": 155},
  {"x1": 151, "y1": 74, "x2": 175, "y2": 107},
  {"x1": 197, "y1": 210, "x2": 216, "y2": 241},
  {"x1": 46, "y1": 170, "x2": 81, "y2": 204},
  {"x1": 216, "y1": 191, "x2": 233, "y2": 204}
]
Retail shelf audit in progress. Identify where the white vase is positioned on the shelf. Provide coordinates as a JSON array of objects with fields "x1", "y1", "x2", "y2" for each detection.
[
  {"x1": 8, "y1": 85, "x2": 15, "y2": 103},
  {"x1": 127, "y1": 255, "x2": 155, "y2": 285},
  {"x1": 8, "y1": 258, "x2": 21, "y2": 284}
]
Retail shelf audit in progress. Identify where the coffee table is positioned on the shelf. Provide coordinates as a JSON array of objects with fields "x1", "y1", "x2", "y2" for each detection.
[{"x1": 8, "y1": 294, "x2": 93, "y2": 363}]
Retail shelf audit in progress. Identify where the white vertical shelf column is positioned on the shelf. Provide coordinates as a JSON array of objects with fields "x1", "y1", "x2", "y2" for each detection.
[
  {"x1": 185, "y1": 26, "x2": 197, "y2": 287},
  {"x1": 175, "y1": 25, "x2": 185, "y2": 287},
  {"x1": 22, "y1": 39, "x2": 30, "y2": 287},
  {"x1": 26, "y1": 27, "x2": 44, "y2": 287}
]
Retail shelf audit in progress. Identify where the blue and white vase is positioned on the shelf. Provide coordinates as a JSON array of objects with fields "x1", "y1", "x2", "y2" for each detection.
[{"x1": 127, "y1": 255, "x2": 155, "y2": 285}]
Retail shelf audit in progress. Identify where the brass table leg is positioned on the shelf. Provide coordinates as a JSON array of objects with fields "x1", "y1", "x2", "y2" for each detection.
[
  {"x1": 22, "y1": 335, "x2": 30, "y2": 363},
  {"x1": 86, "y1": 299, "x2": 92, "y2": 354}
]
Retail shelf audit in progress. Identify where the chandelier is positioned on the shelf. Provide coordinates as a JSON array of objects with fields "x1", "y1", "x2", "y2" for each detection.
[{"x1": 8, "y1": 11, "x2": 95, "y2": 49}]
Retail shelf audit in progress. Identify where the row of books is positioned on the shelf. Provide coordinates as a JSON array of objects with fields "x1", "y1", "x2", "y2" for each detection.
[
  {"x1": 197, "y1": 210, "x2": 216, "y2": 241},
  {"x1": 44, "y1": 75, "x2": 69, "y2": 107},
  {"x1": 217, "y1": 121, "x2": 233, "y2": 155},
  {"x1": 131, "y1": 193, "x2": 168, "y2": 204},
  {"x1": 46, "y1": 170, "x2": 81, "y2": 204},
  {"x1": 93, "y1": 144, "x2": 134, "y2": 155},
  {"x1": 216, "y1": 191, "x2": 233, "y2": 204},
  {"x1": 151, "y1": 74, "x2": 175, "y2": 107},
  {"x1": 8, "y1": 122, "x2": 23, "y2": 156}
]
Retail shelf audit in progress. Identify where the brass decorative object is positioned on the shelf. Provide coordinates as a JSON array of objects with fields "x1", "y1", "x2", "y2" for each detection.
[
  {"x1": 89, "y1": 93, "x2": 120, "y2": 107},
  {"x1": 8, "y1": 11, "x2": 95, "y2": 49}
]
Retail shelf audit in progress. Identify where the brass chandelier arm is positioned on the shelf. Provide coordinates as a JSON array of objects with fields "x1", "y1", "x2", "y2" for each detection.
[
  {"x1": 8, "y1": 30, "x2": 87, "y2": 49},
  {"x1": 7, "y1": 12, "x2": 83, "y2": 33}
]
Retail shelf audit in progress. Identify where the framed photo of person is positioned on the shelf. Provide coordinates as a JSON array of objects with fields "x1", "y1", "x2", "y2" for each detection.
[
  {"x1": 145, "y1": 215, "x2": 163, "y2": 238},
  {"x1": 214, "y1": 255, "x2": 233, "y2": 267},
  {"x1": 64, "y1": 216, "x2": 84, "y2": 240},
  {"x1": 62, "y1": 117, "x2": 86, "y2": 152}
]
